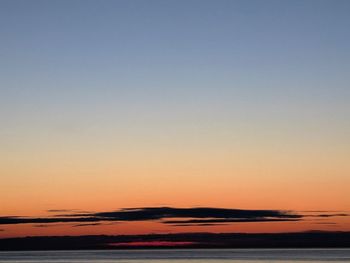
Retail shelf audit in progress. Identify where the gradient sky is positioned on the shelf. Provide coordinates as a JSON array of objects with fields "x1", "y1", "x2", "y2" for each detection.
[{"x1": 1, "y1": 0, "x2": 349, "y2": 238}]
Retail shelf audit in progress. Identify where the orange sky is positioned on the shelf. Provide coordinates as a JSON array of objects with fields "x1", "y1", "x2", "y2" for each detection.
[{"x1": 1, "y1": 134, "x2": 349, "y2": 238}]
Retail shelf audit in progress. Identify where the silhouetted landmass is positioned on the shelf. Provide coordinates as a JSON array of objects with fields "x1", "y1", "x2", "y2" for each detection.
[{"x1": 0, "y1": 231, "x2": 350, "y2": 250}]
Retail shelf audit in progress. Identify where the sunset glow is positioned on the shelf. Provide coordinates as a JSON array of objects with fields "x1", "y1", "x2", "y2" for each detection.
[{"x1": 1, "y1": 0, "x2": 349, "y2": 240}]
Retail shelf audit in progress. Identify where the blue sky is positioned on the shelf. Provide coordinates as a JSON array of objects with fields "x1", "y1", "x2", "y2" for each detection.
[
  {"x1": 1, "y1": 0, "x2": 349, "y2": 151},
  {"x1": 2, "y1": 0, "x2": 349, "y2": 119}
]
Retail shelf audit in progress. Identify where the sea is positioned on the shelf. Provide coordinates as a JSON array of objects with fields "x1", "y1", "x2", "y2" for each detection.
[{"x1": 0, "y1": 249, "x2": 350, "y2": 263}]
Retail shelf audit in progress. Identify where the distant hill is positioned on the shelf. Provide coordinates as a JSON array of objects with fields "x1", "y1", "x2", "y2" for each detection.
[{"x1": 1, "y1": 231, "x2": 350, "y2": 250}]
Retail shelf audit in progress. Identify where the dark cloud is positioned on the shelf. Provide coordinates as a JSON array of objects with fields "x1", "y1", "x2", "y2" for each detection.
[
  {"x1": 34, "y1": 224, "x2": 62, "y2": 228},
  {"x1": 0, "y1": 216, "x2": 101, "y2": 225},
  {"x1": 73, "y1": 223, "x2": 103, "y2": 227},
  {"x1": 302, "y1": 211, "x2": 341, "y2": 213},
  {"x1": 301, "y1": 213, "x2": 349, "y2": 222},
  {"x1": 0, "y1": 207, "x2": 302, "y2": 227},
  {"x1": 94, "y1": 207, "x2": 301, "y2": 220},
  {"x1": 172, "y1": 223, "x2": 229, "y2": 227},
  {"x1": 163, "y1": 217, "x2": 301, "y2": 226},
  {"x1": 48, "y1": 209, "x2": 93, "y2": 216},
  {"x1": 47, "y1": 209, "x2": 77, "y2": 213},
  {"x1": 313, "y1": 222, "x2": 338, "y2": 225},
  {"x1": 309, "y1": 213, "x2": 349, "y2": 218}
]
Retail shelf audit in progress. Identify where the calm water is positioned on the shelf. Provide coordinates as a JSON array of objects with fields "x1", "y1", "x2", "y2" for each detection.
[{"x1": 0, "y1": 249, "x2": 350, "y2": 262}]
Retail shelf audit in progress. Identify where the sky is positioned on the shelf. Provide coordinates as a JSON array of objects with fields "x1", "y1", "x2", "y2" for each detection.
[{"x1": 0, "y1": 0, "x2": 349, "y2": 238}]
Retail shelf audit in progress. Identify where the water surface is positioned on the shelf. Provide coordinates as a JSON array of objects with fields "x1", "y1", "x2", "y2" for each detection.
[{"x1": 0, "y1": 249, "x2": 350, "y2": 262}]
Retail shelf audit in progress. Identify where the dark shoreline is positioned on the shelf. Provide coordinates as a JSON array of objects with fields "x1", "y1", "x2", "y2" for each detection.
[{"x1": 1, "y1": 231, "x2": 350, "y2": 251}]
